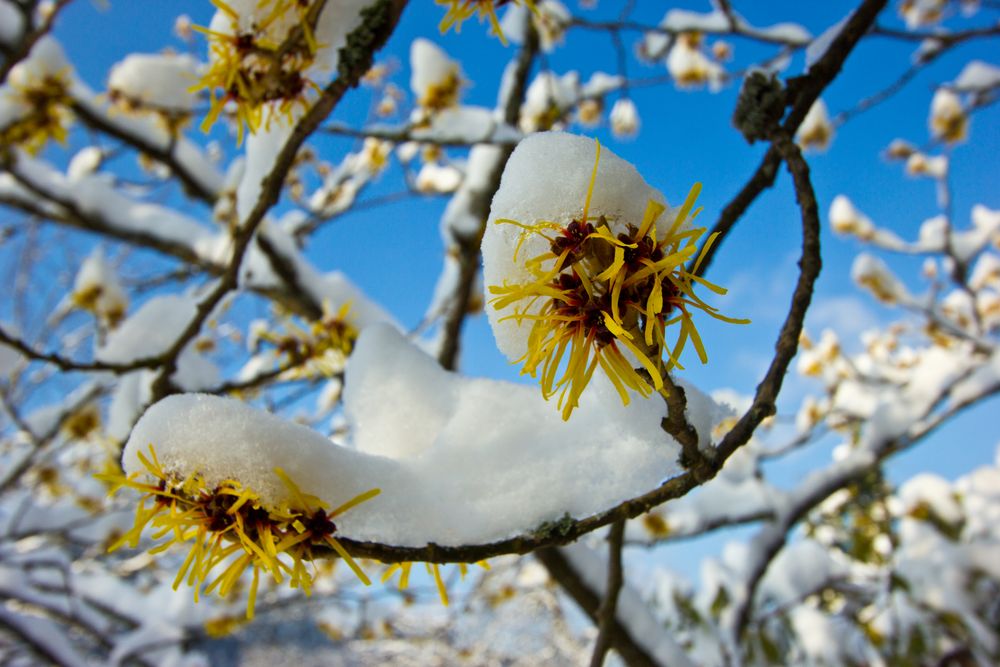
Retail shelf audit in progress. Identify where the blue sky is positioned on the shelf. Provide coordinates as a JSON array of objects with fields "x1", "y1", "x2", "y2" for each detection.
[{"x1": 46, "y1": 0, "x2": 1000, "y2": 541}]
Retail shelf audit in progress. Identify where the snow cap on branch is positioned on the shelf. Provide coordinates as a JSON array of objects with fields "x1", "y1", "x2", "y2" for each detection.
[{"x1": 121, "y1": 326, "x2": 735, "y2": 547}]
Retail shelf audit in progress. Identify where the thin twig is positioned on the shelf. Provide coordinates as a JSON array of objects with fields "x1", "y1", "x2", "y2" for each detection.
[
  {"x1": 589, "y1": 520, "x2": 626, "y2": 667},
  {"x1": 536, "y1": 547, "x2": 658, "y2": 667}
]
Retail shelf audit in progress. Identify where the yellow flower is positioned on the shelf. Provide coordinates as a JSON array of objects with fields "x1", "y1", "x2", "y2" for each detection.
[
  {"x1": 255, "y1": 302, "x2": 358, "y2": 379},
  {"x1": 437, "y1": 0, "x2": 537, "y2": 46},
  {"x1": 0, "y1": 72, "x2": 73, "y2": 154},
  {"x1": 191, "y1": 0, "x2": 322, "y2": 143},
  {"x1": 488, "y1": 140, "x2": 747, "y2": 419},
  {"x1": 99, "y1": 444, "x2": 379, "y2": 619}
]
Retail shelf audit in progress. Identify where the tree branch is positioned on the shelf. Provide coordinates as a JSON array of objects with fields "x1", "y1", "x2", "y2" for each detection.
[
  {"x1": 590, "y1": 520, "x2": 626, "y2": 667},
  {"x1": 536, "y1": 547, "x2": 659, "y2": 667}
]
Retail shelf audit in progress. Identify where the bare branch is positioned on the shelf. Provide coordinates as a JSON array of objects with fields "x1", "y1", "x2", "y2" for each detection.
[
  {"x1": 589, "y1": 520, "x2": 626, "y2": 667},
  {"x1": 536, "y1": 547, "x2": 659, "y2": 667}
]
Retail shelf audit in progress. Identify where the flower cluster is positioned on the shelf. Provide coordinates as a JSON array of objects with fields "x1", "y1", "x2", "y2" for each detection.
[
  {"x1": 102, "y1": 445, "x2": 379, "y2": 618},
  {"x1": 253, "y1": 303, "x2": 359, "y2": 379},
  {"x1": 0, "y1": 61, "x2": 73, "y2": 154},
  {"x1": 437, "y1": 0, "x2": 537, "y2": 45},
  {"x1": 193, "y1": 0, "x2": 324, "y2": 142},
  {"x1": 488, "y1": 139, "x2": 746, "y2": 419}
]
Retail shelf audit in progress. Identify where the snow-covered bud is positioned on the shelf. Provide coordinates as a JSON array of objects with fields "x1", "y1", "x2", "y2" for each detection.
[
  {"x1": 829, "y1": 195, "x2": 874, "y2": 238},
  {"x1": 852, "y1": 254, "x2": 908, "y2": 304},
  {"x1": 534, "y1": 0, "x2": 571, "y2": 52},
  {"x1": 667, "y1": 32, "x2": 725, "y2": 89},
  {"x1": 905, "y1": 152, "x2": 948, "y2": 178},
  {"x1": 415, "y1": 162, "x2": 463, "y2": 194},
  {"x1": 108, "y1": 52, "x2": 200, "y2": 131},
  {"x1": 72, "y1": 247, "x2": 128, "y2": 328},
  {"x1": 885, "y1": 138, "x2": 916, "y2": 160},
  {"x1": 929, "y1": 88, "x2": 968, "y2": 143},
  {"x1": 575, "y1": 98, "x2": 603, "y2": 127},
  {"x1": 609, "y1": 97, "x2": 640, "y2": 138},
  {"x1": 899, "y1": 0, "x2": 946, "y2": 28},
  {"x1": 520, "y1": 70, "x2": 578, "y2": 133},
  {"x1": 796, "y1": 99, "x2": 834, "y2": 152},
  {"x1": 969, "y1": 253, "x2": 1000, "y2": 290},
  {"x1": 357, "y1": 137, "x2": 393, "y2": 176},
  {"x1": 796, "y1": 329, "x2": 840, "y2": 377},
  {"x1": 796, "y1": 395, "x2": 826, "y2": 433},
  {"x1": 410, "y1": 39, "x2": 463, "y2": 112}
]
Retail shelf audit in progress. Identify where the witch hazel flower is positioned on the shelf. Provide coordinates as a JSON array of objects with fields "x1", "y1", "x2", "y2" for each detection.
[
  {"x1": 100, "y1": 443, "x2": 379, "y2": 619},
  {"x1": 482, "y1": 132, "x2": 747, "y2": 420},
  {"x1": 192, "y1": 0, "x2": 368, "y2": 142}
]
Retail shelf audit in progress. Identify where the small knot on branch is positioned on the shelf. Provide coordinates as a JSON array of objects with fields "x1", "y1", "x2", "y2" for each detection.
[{"x1": 732, "y1": 71, "x2": 787, "y2": 144}]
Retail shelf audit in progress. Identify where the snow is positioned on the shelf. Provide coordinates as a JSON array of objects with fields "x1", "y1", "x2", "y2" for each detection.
[
  {"x1": 829, "y1": 195, "x2": 873, "y2": 238},
  {"x1": 899, "y1": 473, "x2": 964, "y2": 526},
  {"x1": 759, "y1": 539, "x2": 839, "y2": 606},
  {"x1": 411, "y1": 106, "x2": 508, "y2": 144},
  {"x1": 581, "y1": 71, "x2": 624, "y2": 98},
  {"x1": 207, "y1": 0, "x2": 371, "y2": 84},
  {"x1": 441, "y1": 143, "x2": 505, "y2": 241},
  {"x1": 482, "y1": 132, "x2": 667, "y2": 363},
  {"x1": 953, "y1": 60, "x2": 1000, "y2": 91},
  {"x1": 533, "y1": 0, "x2": 571, "y2": 53},
  {"x1": 660, "y1": 9, "x2": 729, "y2": 33},
  {"x1": 929, "y1": 88, "x2": 967, "y2": 142},
  {"x1": 72, "y1": 246, "x2": 127, "y2": 322},
  {"x1": 108, "y1": 52, "x2": 200, "y2": 112},
  {"x1": 416, "y1": 161, "x2": 463, "y2": 194},
  {"x1": 562, "y1": 542, "x2": 696, "y2": 667},
  {"x1": 4, "y1": 151, "x2": 220, "y2": 258},
  {"x1": 790, "y1": 604, "x2": 869, "y2": 665},
  {"x1": 969, "y1": 253, "x2": 1000, "y2": 290},
  {"x1": 122, "y1": 324, "x2": 708, "y2": 546},
  {"x1": 666, "y1": 36, "x2": 725, "y2": 90},
  {"x1": 0, "y1": 322, "x2": 24, "y2": 375},
  {"x1": 67, "y1": 146, "x2": 104, "y2": 180},
  {"x1": 107, "y1": 371, "x2": 153, "y2": 442},
  {"x1": 0, "y1": 1, "x2": 25, "y2": 45},
  {"x1": 905, "y1": 152, "x2": 948, "y2": 179},
  {"x1": 519, "y1": 71, "x2": 579, "y2": 132},
  {"x1": 410, "y1": 38, "x2": 461, "y2": 109},
  {"x1": 97, "y1": 293, "x2": 198, "y2": 364},
  {"x1": 237, "y1": 118, "x2": 293, "y2": 220},
  {"x1": 851, "y1": 253, "x2": 909, "y2": 304},
  {"x1": 796, "y1": 99, "x2": 833, "y2": 151},
  {"x1": 751, "y1": 22, "x2": 811, "y2": 46},
  {"x1": 807, "y1": 13, "x2": 850, "y2": 69},
  {"x1": 6, "y1": 35, "x2": 68, "y2": 87},
  {"x1": 949, "y1": 349, "x2": 1000, "y2": 409},
  {"x1": 900, "y1": 0, "x2": 946, "y2": 29}
]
